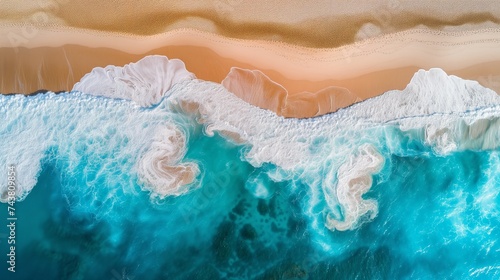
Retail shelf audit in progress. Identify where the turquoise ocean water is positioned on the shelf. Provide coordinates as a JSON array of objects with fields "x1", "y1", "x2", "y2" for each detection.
[{"x1": 0, "y1": 79, "x2": 499, "y2": 279}]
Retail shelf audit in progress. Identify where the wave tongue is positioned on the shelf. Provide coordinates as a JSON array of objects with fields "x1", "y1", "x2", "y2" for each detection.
[{"x1": 72, "y1": 55, "x2": 195, "y2": 107}]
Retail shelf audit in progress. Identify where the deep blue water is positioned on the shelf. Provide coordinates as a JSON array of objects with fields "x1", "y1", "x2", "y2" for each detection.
[{"x1": 1, "y1": 130, "x2": 499, "y2": 279}]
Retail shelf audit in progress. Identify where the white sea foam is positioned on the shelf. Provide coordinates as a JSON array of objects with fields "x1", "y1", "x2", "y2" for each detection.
[{"x1": 72, "y1": 55, "x2": 195, "y2": 107}]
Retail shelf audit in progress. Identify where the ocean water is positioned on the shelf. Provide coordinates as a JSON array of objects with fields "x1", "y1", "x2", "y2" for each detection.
[{"x1": 1, "y1": 59, "x2": 500, "y2": 279}]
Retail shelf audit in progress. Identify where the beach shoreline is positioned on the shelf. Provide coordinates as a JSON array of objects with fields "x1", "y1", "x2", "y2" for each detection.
[{"x1": 1, "y1": 27, "x2": 500, "y2": 117}]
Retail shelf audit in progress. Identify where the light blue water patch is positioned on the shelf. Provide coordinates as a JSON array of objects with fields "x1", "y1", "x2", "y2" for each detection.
[
  {"x1": 370, "y1": 150, "x2": 500, "y2": 279},
  {"x1": 300, "y1": 146, "x2": 500, "y2": 279}
]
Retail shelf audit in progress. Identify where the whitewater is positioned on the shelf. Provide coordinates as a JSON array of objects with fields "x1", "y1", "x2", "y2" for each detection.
[{"x1": 0, "y1": 56, "x2": 499, "y2": 279}]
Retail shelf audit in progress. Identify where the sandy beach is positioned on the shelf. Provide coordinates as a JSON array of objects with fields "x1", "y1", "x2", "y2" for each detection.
[
  {"x1": 2, "y1": 0, "x2": 500, "y2": 47},
  {"x1": 1, "y1": 1, "x2": 500, "y2": 117}
]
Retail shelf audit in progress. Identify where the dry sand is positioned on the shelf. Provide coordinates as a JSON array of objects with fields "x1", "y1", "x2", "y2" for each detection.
[{"x1": 1, "y1": 0, "x2": 500, "y2": 48}]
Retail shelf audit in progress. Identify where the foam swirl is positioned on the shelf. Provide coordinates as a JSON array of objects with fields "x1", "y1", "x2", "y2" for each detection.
[
  {"x1": 323, "y1": 144, "x2": 384, "y2": 231},
  {"x1": 137, "y1": 124, "x2": 199, "y2": 198}
]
